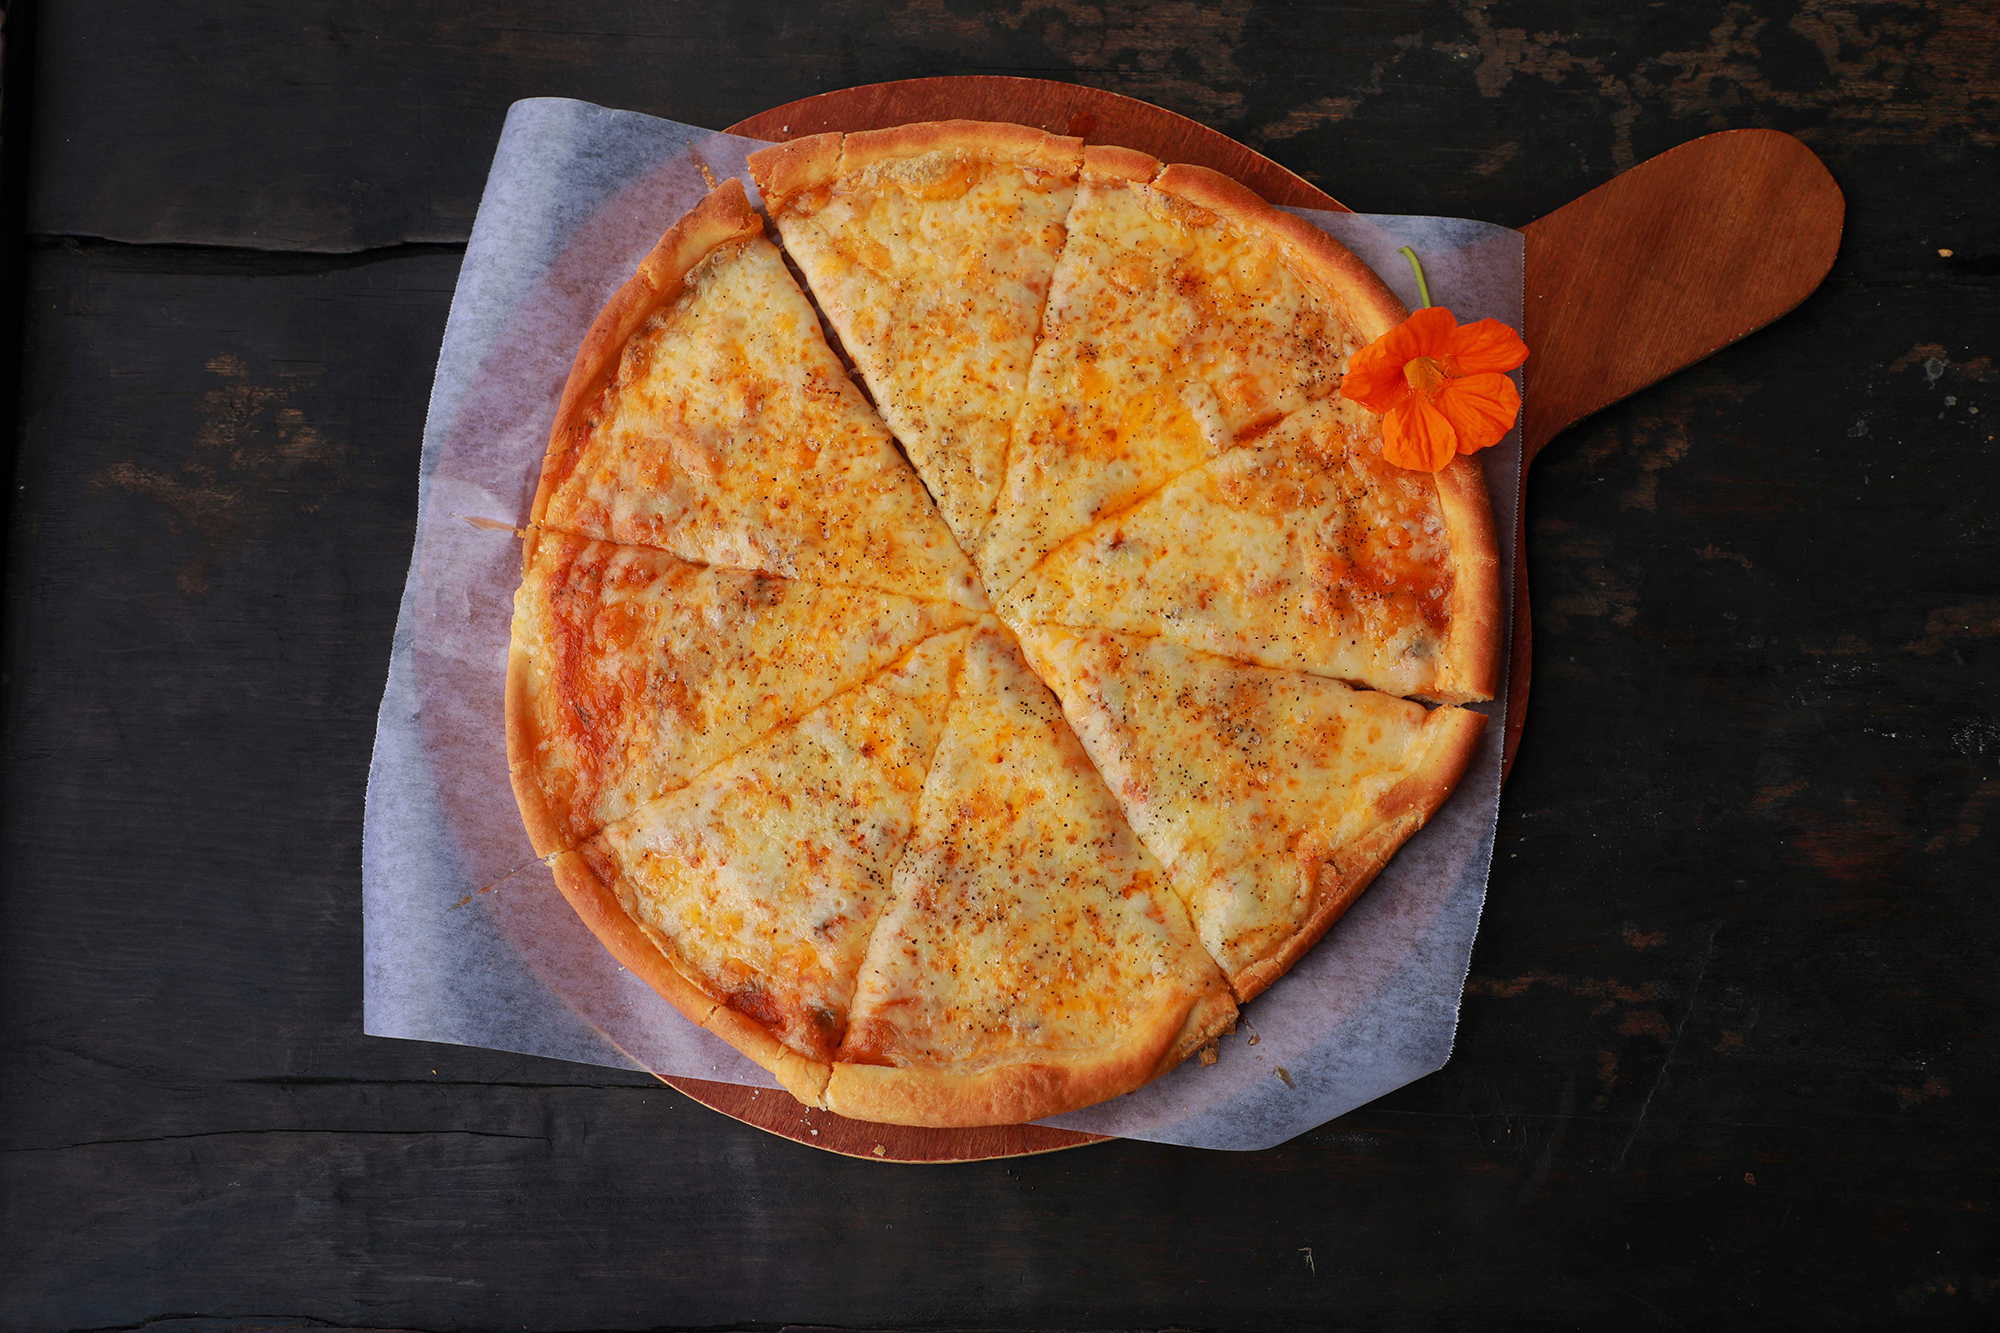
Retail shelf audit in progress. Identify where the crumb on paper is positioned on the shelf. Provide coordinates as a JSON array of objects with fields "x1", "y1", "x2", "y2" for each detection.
[
  {"x1": 1275, "y1": 1067, "x2": 1297, "y2": 1089},
  {"x1": 1198, "y1": 1040, "x2": 1220, "y2": 1067}
]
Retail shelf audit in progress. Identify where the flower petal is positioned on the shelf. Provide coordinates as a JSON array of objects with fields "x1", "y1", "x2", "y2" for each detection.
[
  {"x1": 1443, "y1": 318, "x2": 1529, "y2": 376},
  {"x1": 1435, "y1": 372, "x2": 1521, "y2": 454},
  {"x1": 1381, "y1": 397, "x2": 1459, "y2": 472},
  {"x1": 1339, "y1": 346, "x2": 1411, "y2": 415},
  {"x1": 1395, "y1": 305, "x2": 1459, "y2": 358},
  {"x1": 1341, "y1": 306, "x2": 1457, "y2": 413}
]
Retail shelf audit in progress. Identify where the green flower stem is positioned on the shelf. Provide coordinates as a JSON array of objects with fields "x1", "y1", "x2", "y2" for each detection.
[{"x1": 1399, "y1": 246, "x2": 1432, "y2": 309}]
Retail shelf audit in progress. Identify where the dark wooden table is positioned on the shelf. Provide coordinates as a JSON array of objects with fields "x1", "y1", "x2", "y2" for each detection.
[{"x1": 3, "y1": 3, "x2": 1994, "y2": 1329}]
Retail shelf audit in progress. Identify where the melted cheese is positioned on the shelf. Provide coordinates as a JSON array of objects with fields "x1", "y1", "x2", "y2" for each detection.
[
  {"x1": 510, "y1": 533, "x2": 971, "y2": 849},
  {"x1": 837, "y1": 624, "x2": 1224, "y2": 1073},
  {"x1": 770, "y1": 150, "x2": 1077, "y2": 553},
  {"x1": 539, "y1": 234, "x2": 984, "y2": 609},
  {"x1": 581, "y1": 629, "x2": 966, "y2": 1061},
  {"x1": 998, "y1": 397, "x2": 1457, "y2": 698},
  {"x1": 1017, "y1": 626, "x2": 1443, "y2": 982},
  {"x1": 977, "y1": 177, "x2": 1368, "y2": 595}
]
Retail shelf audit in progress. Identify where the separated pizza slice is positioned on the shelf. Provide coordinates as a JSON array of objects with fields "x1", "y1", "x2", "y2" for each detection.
[
  {"x1": 506, "y1": 531, "x2": 972, "y2": 855},
  {"x1": 977, "y1": 148, "x2": 1408, "y2": 596},
  {"x1": 1017, "y1": 626, "x2": 1486, "y2": 1000},
  {"x1": 751, "y1": 123, "x2": 1083, "y2": 554},
  {"x1": 820, "y1": 623, "x2": 1236, "y2": 1127},
  {"x1": 532, "y1": 178, "x2": 984, "y2": 610},
  {"x1": 546, "y1": 628, "x2": 968, "y2": 1105},
  {"x1": 998, "y1": 396, "x2": 1500, "y2": 703}
]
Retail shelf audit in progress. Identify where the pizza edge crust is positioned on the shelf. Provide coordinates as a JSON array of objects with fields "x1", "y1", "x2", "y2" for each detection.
[
  {"x1": 1151, "y1": 162, "x2": 1409, "y2": 344},
  {"x1": 1429, "y1": 455, "x2": 1505, "y2": 704},
  {"x1": 745, "y1": 132, "x2": 843, "y2": 210},
  {"x1": 546, "y1": 848, "x2": 836, "y2": 1109},
  {"x1": 521, "y1": 177, "x2": 765, "y2": 570},
  {"x1": 504, "y1": 607, "x2": 571, "y2": 862},
  {"x1": 1081, "y1": 142, "x2": 1162, "y2": 184},
  {"x1": 1230, "y1": 703, "x2": 1489, "y2": 1002},
  {"x1": 839, "y1": 118, "x2": 1084, "y2": 175},
  {"x1": 753, "y1": 120, "x2": 1085, "y2": 208},
  {"x1": 817, "y1": 985, "x2": 1238, "y2": 1128}
]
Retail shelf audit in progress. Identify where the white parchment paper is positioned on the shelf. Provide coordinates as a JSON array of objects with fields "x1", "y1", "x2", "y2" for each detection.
[{"x1": 363, "y1": 97, "x2": 1522, "y2": 1151}]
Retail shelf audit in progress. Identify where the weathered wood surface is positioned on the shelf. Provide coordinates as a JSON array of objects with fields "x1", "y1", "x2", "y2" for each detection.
[{"x1": 4, "y1": 2, "x2": 1997, "y2": 1329}]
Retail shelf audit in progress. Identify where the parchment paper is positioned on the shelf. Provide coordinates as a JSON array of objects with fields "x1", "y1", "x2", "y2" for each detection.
[{"x1": 363, "y1": 97, "x2": 1522, "y2": 1151}]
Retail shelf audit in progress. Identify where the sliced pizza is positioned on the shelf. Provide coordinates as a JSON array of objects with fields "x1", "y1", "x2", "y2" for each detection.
[
  {"x1": 998, "y1": 396, "x2": 1500, "y2": 703},
  {"x1": 976, "y1": 148, "x2": 1408, "y2": 596},
  {"x1": 506, "y1": 531, "x2": 972, "y2": 855},
  {"x1": 820, "y1": 624, "x2": 1237, "y2": 1127},
  {"x1": 1017, "y1": 626, "x2": 1486, "y2": 999},
  {"x1": 545, "y1": 628, "x2": 968, "y2": 1105},
  {"x1": 531, "y1": 178, "x2": 983, "y2": 610},
  {"x1": 750, "y1": 123, "x2": 1083, "y2": 554}
]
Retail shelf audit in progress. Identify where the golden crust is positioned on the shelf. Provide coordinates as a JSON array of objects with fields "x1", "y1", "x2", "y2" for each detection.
[
  {"x1": 503, "y1": 626, "x2": 571, "y2": 862},
  {"x1": 1231, "y1": 705, "x2": 1488, "y2": 1001},
  {"x1": 744, "y1": 132, "x2": 842, "y2": 211},
  {"x1": 838, "y1": 119, "x2": 1082, "y2": 176},
  {"x1": 818, "y1": 987, "x2": 1237, "y2": 1128},
  {"x1": 1152, "y1": 162, "x2": 1408, "y2": 343},
  {"x1": 525, "y1": 179, "x2": 763, "y2": 565},
  {"x1": 1080, "y1": 142, "x2": 1162, "y2": 184},
  {"x1": 1430, "y1": 457, "x2": 1504, "y2": 704},
  {"x1": 547, "y1": 849, "x2": 835, "y2": 1105}
]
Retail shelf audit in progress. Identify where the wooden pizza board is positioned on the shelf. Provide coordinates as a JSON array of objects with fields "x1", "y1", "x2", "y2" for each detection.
[{"x1": 652, "y1": 76, "x2": 1843, "y2": 1162}]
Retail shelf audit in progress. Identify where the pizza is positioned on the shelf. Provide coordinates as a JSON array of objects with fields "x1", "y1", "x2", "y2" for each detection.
[{"x1": 505, "y1": 121, "x2": 1501, "y2": 1128}]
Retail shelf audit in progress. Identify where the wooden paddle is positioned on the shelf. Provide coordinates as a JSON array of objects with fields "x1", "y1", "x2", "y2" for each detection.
[{"x1": 655, "y1": 77, "x2": 1843, "y2": 1162}]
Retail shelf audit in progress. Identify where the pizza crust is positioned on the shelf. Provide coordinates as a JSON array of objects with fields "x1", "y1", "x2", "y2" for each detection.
[
  {"x1": 819, "y1": 988, "x2": 1236, "y2": 1128},
  {"x1": 1429, "y1": 455, "x2": 1504, "y2": 704},
  {"x1": 546, "y1": 849, "x2": 834, "y2": 1108},
  {"x1": 741, "y1": 132, "x2": 841, "y2": 211},
  {"x1": 1080, "y1": 142, "x2": 1162, "y2": 184},
  {"x1": 839, "y1": 118, "x2": 1082, "y2": 176},
  {"x1": 504, "y1": 632, "x2": 574, "y2": 862},
  {"x1": 1231, "y1": 703, "x2": 1488, "y2": 1001},
  {"x1": 1152, "y1": 163, "x2": 1408, "y2": 344}
]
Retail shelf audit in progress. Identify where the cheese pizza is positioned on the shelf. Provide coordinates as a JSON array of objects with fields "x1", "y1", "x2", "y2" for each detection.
[{"x1": 505, "y1": 121, "x2": 1503, "y2": 1127}]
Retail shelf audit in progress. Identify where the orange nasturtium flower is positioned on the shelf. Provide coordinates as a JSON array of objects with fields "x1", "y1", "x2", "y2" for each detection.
[{"x1": 1340, "y1": 305, "x2": 1530, "y2": 473}]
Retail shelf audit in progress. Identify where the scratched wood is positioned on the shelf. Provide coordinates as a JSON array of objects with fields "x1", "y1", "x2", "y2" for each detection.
[{"x1": 5, "y1": 2, "x2": 1998, "y2": 1329}]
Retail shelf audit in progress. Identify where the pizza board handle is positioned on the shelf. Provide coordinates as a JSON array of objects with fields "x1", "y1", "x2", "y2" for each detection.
[{"x1": 1508, "y1": 129, "x2": 1843, "y2": 775}]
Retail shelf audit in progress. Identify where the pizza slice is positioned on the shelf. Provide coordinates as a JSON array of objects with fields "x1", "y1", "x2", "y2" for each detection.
[
  {"x1": 531, "y1": 178, "x2": 984, "y2": 610},
  {"x1": 1017, "y1": 626, "x2": 1486, "y2": 999},
  {"x1": 545, "y1": 628, "x2": 967, "y2": 1102},
  {"x1": 506, "y1": 530, "x2": 972, "y2": 855},
  {"x1": 997, "y1": 396, "x2": 1500, "y2": 703},
  {"x1": 976, "y1": 148, "x2": 1407, "y2": 596},
  {"x1": 819, "y1": 624, "x2": 1236, "y2": 1127},
  {"x1": 750, "y1": 123, "x2": 1083, "y2": 554}
]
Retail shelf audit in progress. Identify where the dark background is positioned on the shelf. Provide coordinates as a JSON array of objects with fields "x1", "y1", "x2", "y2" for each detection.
[{"x1": 2, "y1": 2, "x2": 1994, "y2": 1329}]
